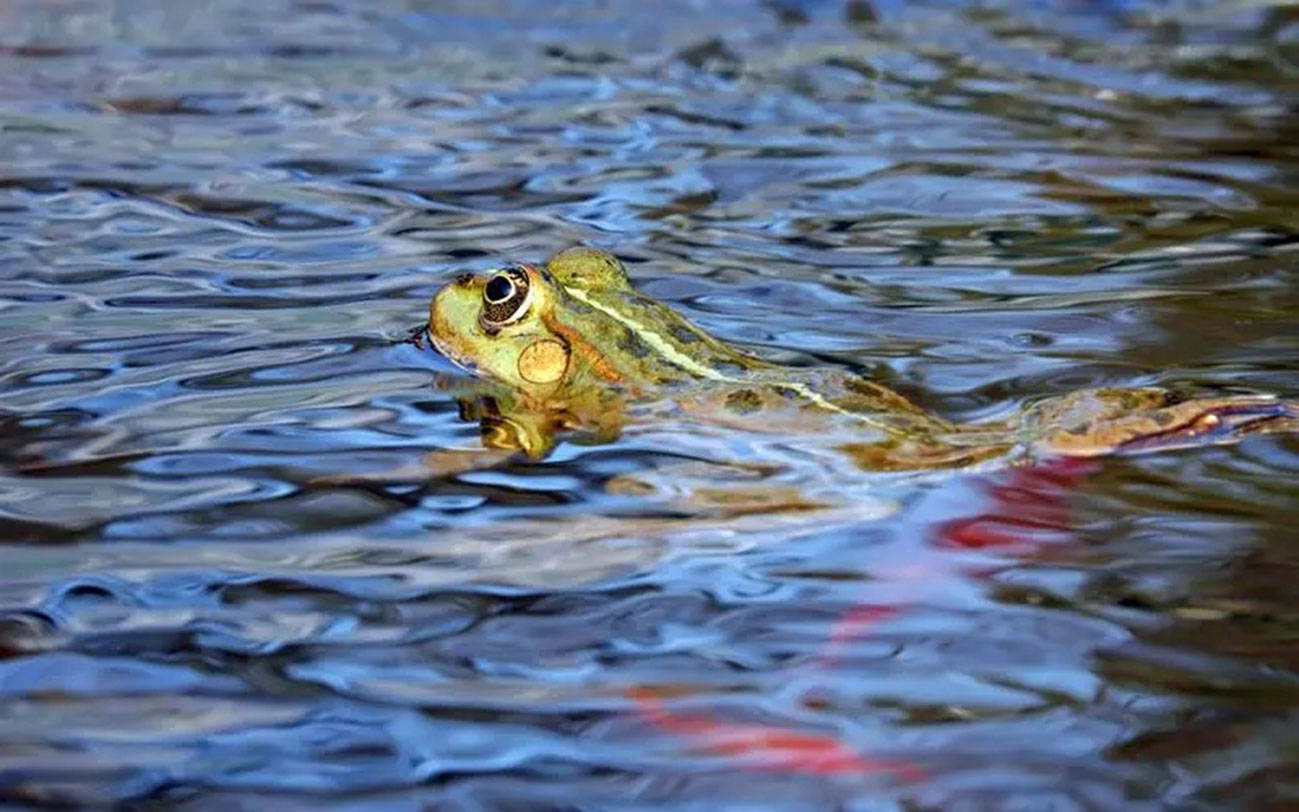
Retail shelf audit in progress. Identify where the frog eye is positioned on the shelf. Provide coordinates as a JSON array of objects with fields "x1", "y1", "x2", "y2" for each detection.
[
  {"x1": 480, "y1": 266, "x2": 532, "y2": 329},
  {"x1": 485, "y1": 274, "x2": 515, "y2": 304}
]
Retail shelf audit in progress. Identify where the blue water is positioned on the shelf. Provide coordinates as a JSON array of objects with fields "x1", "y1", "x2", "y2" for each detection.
[{"x1": 1, "y1": 0, "x2": 1298, "y2": 807}]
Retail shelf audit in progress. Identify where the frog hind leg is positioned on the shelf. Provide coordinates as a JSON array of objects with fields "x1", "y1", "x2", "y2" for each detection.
[
  {"x1": 1028, "y1": 389, "x2": 1298, "y2": 458},
  {"x1": 837, "y1": 438, "x2": 1012, "y2": 472}
]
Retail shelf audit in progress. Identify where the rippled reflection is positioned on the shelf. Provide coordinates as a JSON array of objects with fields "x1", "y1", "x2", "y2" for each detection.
[{"x1": 1, "y1": 0, "x2": 1297, "y2": 806}]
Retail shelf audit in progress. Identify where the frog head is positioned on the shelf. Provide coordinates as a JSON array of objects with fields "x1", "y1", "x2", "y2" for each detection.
[
  {"x1": 429, "y1": 247, "x2": 654, "y2": 399},
  {"x1": 430, "y1": 246, "x2": 769, "y2": 402},
  {"x1": 429, "y1": 263, "x2": 566, "y2": 396}
]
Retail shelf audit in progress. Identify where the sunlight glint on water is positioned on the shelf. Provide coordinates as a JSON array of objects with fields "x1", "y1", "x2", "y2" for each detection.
[{"x1": 0, "y1": 0, "x2": 1297, "y2": 806}]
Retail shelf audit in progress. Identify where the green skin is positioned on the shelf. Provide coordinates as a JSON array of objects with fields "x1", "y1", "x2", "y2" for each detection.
[
  {"x1": 428, "y1": 247, "x2": 1297, "y2": 465},
  {"x1": 430, "y1": 247, "x2": 765, "y2": 394}
]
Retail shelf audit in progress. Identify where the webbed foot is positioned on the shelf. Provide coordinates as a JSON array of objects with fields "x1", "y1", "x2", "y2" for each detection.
[{"x1": 1028, "y1": 389, "x2": 1297, "y2": 458}]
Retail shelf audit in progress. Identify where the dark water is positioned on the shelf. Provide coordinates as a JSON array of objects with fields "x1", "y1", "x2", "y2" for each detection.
[{"x1": 2, "y1": 0, "x2": 1299, "y2": 807}]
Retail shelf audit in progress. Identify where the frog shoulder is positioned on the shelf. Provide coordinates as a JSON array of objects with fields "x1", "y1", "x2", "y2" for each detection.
[{"x1": 546, "y1": 246, "x2": 633, "y2": 292}]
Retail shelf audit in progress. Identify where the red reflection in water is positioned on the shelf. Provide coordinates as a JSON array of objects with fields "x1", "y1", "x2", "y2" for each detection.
[
  {"x1": 629, "y1": 687, "x2": 925, "y2": 779},
  {"x1": 938, "y1": 457, "x2": 1097, "y2": 552},
  {"x1": 629, "y1": 457, "x2": 1100, "y2": 779},
  {"x1": 815, "y1": 604, "x2": 904, "y2": 670}
]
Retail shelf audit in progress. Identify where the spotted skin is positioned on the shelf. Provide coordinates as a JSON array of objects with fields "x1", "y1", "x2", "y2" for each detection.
[{"x1": 427, "y1": 247, "x2": 1299, "y2": 465}]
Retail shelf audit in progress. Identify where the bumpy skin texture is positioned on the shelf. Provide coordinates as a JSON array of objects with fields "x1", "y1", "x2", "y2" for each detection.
[
  {"x1": 430, "y1": 247, "x2": 768, "y2": 397},
  {"x1": 428, "y1": 247, "x2": 1297, "y2": 465}
]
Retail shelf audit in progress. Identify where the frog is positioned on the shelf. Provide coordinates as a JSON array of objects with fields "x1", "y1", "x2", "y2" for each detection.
[{"x1": 424, "y1": 246, "x2": 1297, "y2": 479}]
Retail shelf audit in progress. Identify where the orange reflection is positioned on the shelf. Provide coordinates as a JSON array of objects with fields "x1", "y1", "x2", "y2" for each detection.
[
  {"x1": 629, "y1": 457, "x2": 1101, "y2": 780},
  {"x1": 629, "y1": 686, "x2": 925, "y2": 780}
]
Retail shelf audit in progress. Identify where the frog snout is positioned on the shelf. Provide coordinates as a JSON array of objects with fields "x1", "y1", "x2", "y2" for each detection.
[{"x1": 429, "y1": 288, "x2": 457, "y2": 337}]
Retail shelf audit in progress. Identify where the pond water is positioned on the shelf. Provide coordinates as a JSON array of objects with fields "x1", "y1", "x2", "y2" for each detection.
[{"x1": 2, "y1": 0, "x2": 1298, "y2": 806}]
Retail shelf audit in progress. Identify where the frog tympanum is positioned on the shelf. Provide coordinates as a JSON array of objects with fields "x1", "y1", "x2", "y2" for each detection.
[{"x1": 424, "y1": 246, "x2": 1295, "y2": 475}]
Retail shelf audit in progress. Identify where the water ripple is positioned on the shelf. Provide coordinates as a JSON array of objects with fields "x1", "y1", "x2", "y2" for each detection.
[{"x1": 0, "y1": 0, "x2": 1297, "y2": 806}]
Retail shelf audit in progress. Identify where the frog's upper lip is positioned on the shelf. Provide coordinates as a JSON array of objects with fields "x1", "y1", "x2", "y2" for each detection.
[{"x1": 428, "y1": 331, "x2": 480, "y2": 375}]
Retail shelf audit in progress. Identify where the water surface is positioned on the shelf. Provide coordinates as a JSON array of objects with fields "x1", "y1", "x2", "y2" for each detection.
[{"x1": 1, "y1": 0, "x2": 1298, "y2": 807}]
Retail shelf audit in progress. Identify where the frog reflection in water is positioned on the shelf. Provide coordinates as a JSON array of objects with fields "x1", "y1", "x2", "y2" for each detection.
[{"x1": 425, "y1": 247, "x2": 1296, "y2": 481}]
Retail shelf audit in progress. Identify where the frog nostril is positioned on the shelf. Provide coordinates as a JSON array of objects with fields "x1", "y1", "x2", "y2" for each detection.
[{"x1": 454, "y1": 273, "x2": 475, "y2": 287}]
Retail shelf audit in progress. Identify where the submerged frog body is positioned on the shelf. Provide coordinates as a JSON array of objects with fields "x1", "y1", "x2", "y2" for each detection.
[{"x1": 427, "y1": 246, "x2": 1296, "y2": 471}]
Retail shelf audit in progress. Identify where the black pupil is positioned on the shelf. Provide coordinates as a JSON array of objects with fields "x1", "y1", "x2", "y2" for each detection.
[{"x1": 485, "y1": 275, "x2": 514, "y2": 303}]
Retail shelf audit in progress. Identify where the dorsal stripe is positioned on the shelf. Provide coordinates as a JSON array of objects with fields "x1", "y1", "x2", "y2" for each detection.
[{"x1": 561, "y1": 285, "x2": 907, "y2": 434}]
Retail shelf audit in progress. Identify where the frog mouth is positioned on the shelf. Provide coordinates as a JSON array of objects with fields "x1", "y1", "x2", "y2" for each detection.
[{"x1": 427, "y1": 330, "x2": 482, "y2": 377}]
